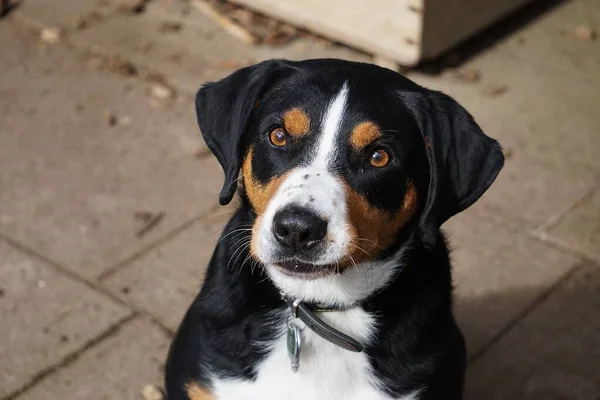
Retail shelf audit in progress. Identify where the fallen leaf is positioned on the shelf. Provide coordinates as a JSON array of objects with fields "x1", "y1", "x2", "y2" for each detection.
[
  {"x1": 118, "y1": 116, "x2": 132, "y2": 126},
  {"x1": 105, "y1": 110, "x2": 118, "y2": 127},
  {"x1": 119, "y1": 0, "x2": 149, "y2": 14},
  {"x1": 483, "y1": 84, "x2": 509, "y2": 98},
  {"x1": 573, "y1": 24, "x2": 597, "y2": 41},
  {"x1": 150, "y1": 83, "x2": 175, "y2": 100},
  {"x1": 40, "y1": 28, "x2": 61, "y2": 44},
  {"x1": 454, "y1": 68, "x2": 481, "y2": 83},
  {"x1": 159, "y1": 20, "x2": 183, "y2": 33},
  {"x1": 141, "y1": 384, "x2": 164, "y2": 400},
  {"x1": 99, "y1": 56, "x2": 138, "y2": 76},
  {"x1": 134, "y1": 210, "x2": 154, "y2": 222}
]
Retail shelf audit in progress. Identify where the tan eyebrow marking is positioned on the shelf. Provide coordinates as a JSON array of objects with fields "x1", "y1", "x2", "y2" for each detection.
[
  {"x1": 350, "y1": 121, "x2": 382, "y2": 150},
  {"x1": 282, "y1": 108, "x2": 310, "y2": 137}
]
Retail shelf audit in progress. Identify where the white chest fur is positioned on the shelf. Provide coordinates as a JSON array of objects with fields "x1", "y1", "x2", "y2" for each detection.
[{"x1": 211, "y1": 308, "x2": 420, "y2": 400}]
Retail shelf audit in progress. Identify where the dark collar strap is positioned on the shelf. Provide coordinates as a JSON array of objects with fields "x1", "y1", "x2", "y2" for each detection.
[{"x1": 285, "y1": 297, "x2": 363, "y2": 353}]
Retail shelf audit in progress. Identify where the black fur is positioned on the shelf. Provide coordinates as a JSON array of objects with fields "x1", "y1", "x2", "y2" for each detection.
[{"x1": 166, "y1": 59, "x2": 503, "y2": 399}]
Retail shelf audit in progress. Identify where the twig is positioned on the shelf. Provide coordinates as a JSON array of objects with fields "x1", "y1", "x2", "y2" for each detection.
[
  {"x1": 135, "y1": 211, "x2": 165, "y2": 238},
  {"x1": 192, "y1": 0, "x2": 257, "y2": 44}
]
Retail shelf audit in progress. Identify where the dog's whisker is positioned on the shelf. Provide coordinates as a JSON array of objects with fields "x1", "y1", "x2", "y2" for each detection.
[
  {"x1": 216, "y1": 227, "x2": 253, "y2": 245},
  {"x1": 226, "y1": 239, "x2": 252, "y2": 271},
  {"x1": 348, "y1": 243, "x2": 372, "y2": 258}
]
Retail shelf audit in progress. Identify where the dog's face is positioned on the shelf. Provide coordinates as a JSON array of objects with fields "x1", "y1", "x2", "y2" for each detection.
[{"x1": 197, "y1": 59, "x2": 503, "y2": 304}]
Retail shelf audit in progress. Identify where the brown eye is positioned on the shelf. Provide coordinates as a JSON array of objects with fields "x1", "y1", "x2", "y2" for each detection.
[
  {"x1": 369, "y1": 149, "x2": 389, "y2": 168},
  {"x1": 269, "y1": 128, "x2": 287, "y2": 147}
]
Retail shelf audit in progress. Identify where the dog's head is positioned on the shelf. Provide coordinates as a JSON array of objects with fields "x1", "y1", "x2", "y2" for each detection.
[{"x1": 196, "y1": 59, "x2": 503, "y2": 304}]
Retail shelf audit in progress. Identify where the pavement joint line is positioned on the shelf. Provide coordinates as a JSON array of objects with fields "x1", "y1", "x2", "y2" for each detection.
[
  {"x1": 532, "y1": 187, "x2": 598, "y2": 237},
  {"x1": 1, "y1": 313, "x2": 139, "y2": 400},
  {"x1": 0, "y1": 233, "x2": 181, "y2": 338},
  {"x1": 532, "y1": 231, "x2": 600, "y2": 267},
  {"x1": 467, "y1": 261, "x2": 584, "y2": 365},
  {"x1": 96, "y1": 204, "x2": 221, "y2": 282},
  {"x1": 0, "y1": 233, "x2": 135, "y2": 310}
]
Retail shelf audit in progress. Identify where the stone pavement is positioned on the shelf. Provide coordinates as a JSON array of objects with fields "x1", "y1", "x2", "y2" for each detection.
[{"x1": 0, "y1": 0, "x2": 599, "y2": 398}]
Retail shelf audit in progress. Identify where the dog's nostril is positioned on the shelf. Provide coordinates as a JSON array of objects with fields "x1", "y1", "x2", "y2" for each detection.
[
  {"x1": 275, "y1": 225, "x2": 289, "y2": 238},
  {"x1": 272, "y1": 207, "x2": 327, "y2": 252}
]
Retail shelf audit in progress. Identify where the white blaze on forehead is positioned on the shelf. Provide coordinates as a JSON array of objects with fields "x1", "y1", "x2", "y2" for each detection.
[{"x1": 312, "y1": 83, "x2": 349, "y2": 168}]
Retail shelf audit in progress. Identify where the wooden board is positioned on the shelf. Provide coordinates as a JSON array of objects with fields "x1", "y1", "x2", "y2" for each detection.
[
  {"x1": 227, "y1": 0, "x2": 534, "y2": 66},
  {"x1": 228, "y1": 0, "x2": 423, "y2": 66}
]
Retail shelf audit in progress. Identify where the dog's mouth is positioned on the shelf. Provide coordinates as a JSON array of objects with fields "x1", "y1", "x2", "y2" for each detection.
[{"x1": 273, "y1": 258, "x2": 339, "y2": 279}]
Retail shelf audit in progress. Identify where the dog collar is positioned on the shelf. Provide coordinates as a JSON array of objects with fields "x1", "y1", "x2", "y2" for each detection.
[{"x1": 283, "y1": 295, "x2": 363, "y2": 356}]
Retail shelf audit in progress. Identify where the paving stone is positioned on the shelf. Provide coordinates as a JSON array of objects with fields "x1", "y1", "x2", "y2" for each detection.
[
  {"x1": 101, "y1": 201, "x2": 239, "y2": 331},
  {"x1": 486, "y1": 0, "x2": 600, "y2": 84},
  {"x1": 0, "y1": 24, "x2": 222, "y2": 279},
  {"x1": 471, "y1": 153, "x2": 597, "y2": 230},
  {"x1": 74, "y1": 0, "x2": 370, "y2": 95},
  {"x1": 409, "y1": 44, "x2": 600, "y2": 177},
  {"x1": 543, "y1": 187, "x2": 600, "y2": 263},
  {"x1": 0, "y1": 239, "x2": 131, "y2": 398},
  {"x1": 443, "y1": 209, "x2": 581, "y2": 357},
  {"x1": 18, "y1": 318, "x2": 170, "y2": 400},
  {"x1": 465, "y1": 263, "x2": 600, "y2": 399},
  {"x1": 14, "y1": 0, "x2": 119, "y2": 30}
]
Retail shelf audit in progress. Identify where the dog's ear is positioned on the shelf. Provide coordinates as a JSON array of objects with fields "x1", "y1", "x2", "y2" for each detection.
[
  {"x1": 195, "y1": 60, "x2": 295, "y2": 205},
  {"x1": 402, "y1": 91, "x2": 504, "y2": 248}
]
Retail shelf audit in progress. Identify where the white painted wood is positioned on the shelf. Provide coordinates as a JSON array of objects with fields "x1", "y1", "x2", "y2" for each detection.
[
  {"x1": 227, "y1": 0, "x2": 534, "y2": 66},
  {"x1": 228, "y1": 0, "x2": 423, "y2": 66}
]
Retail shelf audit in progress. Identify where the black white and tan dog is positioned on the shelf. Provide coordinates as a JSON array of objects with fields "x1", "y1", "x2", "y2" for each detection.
[{"x1": 165, "y1": 59, "x2": 504, "y2": 400}]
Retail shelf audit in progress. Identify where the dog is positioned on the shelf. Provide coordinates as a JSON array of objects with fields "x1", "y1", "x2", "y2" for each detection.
[{"x1": 165, "y1": 59, "x2": 504, "y2": 400}]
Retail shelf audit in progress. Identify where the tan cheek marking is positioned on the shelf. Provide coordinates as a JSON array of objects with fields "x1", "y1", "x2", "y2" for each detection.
[
  {"x1": 343, "y1": 182, "x2": 417, "y2": 266},
  {"x1": 243, "y1": 146, "x2": 294, "y2": 259},
  {"x1": 282, "y1": 108, "x2": 310, "y2": 138},
  {"x1": 242, "y1": 146, "x2": 290, "y2": 215},
  {"x1": 350, "y1": 121, "x2": 381, "y2": 151},
  {"x1": 186, "y1": 383, "x2": 214, "y2": 400}
]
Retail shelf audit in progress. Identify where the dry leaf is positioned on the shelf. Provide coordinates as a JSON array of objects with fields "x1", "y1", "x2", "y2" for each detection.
[
  {"x1": 483, "y1": 84, "x2": 509, "y2": 97},
  {"x1": 105, "y1": 110, "x2": 118, "y2": 127},
  {"x1": 40, "y1": 28, "x2": 61, "y2": 44},
  {"x1": 141, "y1": 384, "x2": 164, "y2": 400},
  {"x1": 159, "y1": 21, "x2": 183, "y2": 33},
  {"x1": 119, "y1": 0, "x2": 149, "y2": 14},
  {"x1": 573, "y1": 25, "x2": 597, "y2": 41},
  {"x1": 454, "y1": 68, "x2": 481, "y2": 83},
  {"x1": 150, "y1": 83, "x2": 175, "y2": 100}
]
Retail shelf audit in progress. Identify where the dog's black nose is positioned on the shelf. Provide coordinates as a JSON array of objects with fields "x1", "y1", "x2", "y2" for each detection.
[{"x1": 272, "y1": 207, "x2": 327, "y2": 252}]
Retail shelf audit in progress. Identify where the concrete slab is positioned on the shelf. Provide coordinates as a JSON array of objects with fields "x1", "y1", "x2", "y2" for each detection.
[
  {"x1": 542, "y1": 187, "x2": 600, "y2": 263},
  {"x1": 444, "y1": 209, "x2": 581, "y2": 356},
  {"x1": 472, "y1": 153, "x2": 597, "y2": 230},
  {"x1": 74, "y1": 0, "x2": 370, "y2": 95},
  {"x1": 17, "y1": 318, "x2": 170, "y2": 400},
  {"x1": 0, "y1": 238, "x2": 131, "y2": 398},
  {"x1": 409, "y1": 49, "x2": 600, "y2": 177},
  {"x1": 101, "y1": 201, "x2": 239, "y2": 331},
  {"x1": 14, "y1": 0, "x2": 118, "y2": 31},
  {"x1": 484, "y1": 0, "x2": 600, "y2": 83},
  {"x1": 0, "y1": 23, "x2": 223, "y2": 279},
  {"x1": 465, "y1": 263, "x2": 600, "y2": 399}
]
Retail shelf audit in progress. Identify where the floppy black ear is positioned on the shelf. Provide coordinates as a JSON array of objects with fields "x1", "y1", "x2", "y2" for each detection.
[
  {"x1": 195, "y1": 59, "x2": 295, "y2": 205},
  {"x1": 404, "y1": 91, "x2": 504, "y2": 247}
]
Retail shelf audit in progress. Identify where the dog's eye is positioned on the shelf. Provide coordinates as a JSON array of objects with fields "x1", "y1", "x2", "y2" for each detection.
[
  {"x1": 269, "y1": 128, "x2": 287, "y2": 147},
  {"x1": 369, "y1": 149, "x2": 390, "y2": 168}
]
